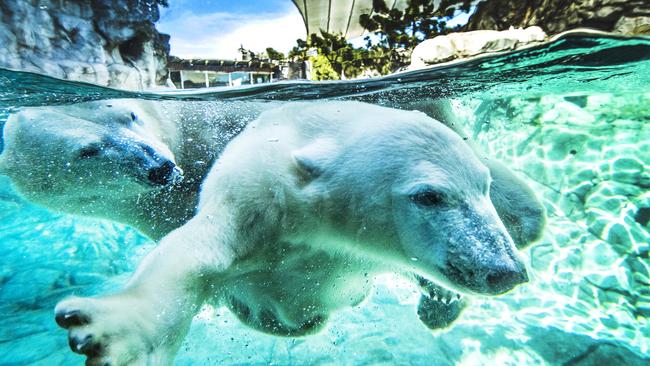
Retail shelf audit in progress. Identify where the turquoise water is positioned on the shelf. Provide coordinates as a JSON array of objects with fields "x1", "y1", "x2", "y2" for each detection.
[{"x1": 1, "y1": 33, "x2": 649, "y2": 365}]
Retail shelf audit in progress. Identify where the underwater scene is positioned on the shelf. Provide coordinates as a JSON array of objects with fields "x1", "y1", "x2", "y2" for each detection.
[{"x1": 1, "y1": 33, "x2": 649, "y2": 365}]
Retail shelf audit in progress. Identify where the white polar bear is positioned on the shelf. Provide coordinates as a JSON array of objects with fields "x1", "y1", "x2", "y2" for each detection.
[
  {"x1": 0, "y1": 99, "x2": 266, "y2": 239},
  {"x1": 0, "y1": 99, "x2": 545, "y2": 247},
  {"x1": 52, "y1": 101, "x2": 531, "y2": 365},
  {"x1": 397, "y1": 99, "x2": 546, "y2": 250},
  {"x1": 0, "y1": 98, "x2": 545, "y2": 335}
]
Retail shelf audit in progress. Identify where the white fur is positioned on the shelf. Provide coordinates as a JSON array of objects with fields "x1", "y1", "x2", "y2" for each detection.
[
  {"x1": 0, "y1": 99, "x2": 268, "y2": 239},
  {"x1": 54, "y1": 101, "x2": 532, "y2": 365}
]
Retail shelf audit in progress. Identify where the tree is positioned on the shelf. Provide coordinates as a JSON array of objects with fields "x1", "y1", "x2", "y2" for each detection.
[
  {"x1": 285, "y1": 0, "x2": 474, "y2": 78},
  {"x1": 310, "y1": 54, "x2": 339, "y2": 80},
  {"x1": 290, "y1": 31, "x2": 370, "y2": 80},
  {"x1": 265, "y1": 47, "x2": 285, "y2": 61},
  {"x1": 359, "y1": 0, "x2": 472, "y2": 72}
]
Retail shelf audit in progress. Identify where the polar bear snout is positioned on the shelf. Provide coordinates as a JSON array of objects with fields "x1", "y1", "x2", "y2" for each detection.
[
  {"x1": 147, "y1": 160, "x2": 184, "y2": 186},
  {"x1": 101, "y1": 139, "x2": 183, "y2": 187},
  {"x1": 446, "y1": 230, "x2": 529, "y2": 296},
  {"x1": 437, "y1": 201, "x2": 529, "y2": 296},
  {"x1": 135, "y1": 148, "x2": 183, "y2": 187},
  {"x1": 446, "y1": 251, "x2": 528, "y2": 296},
  {"x1": 482, "y1": 258, "x2": 528, "y2": 295}
]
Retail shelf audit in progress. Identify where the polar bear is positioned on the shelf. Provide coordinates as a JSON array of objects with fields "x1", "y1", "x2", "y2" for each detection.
[
  {"x1": 0, "y1": 98, "x2": 545, "y2": 335},
  {"x1": 0, "y1": 99, "x2": 265, "y2": 239},
  {"x1": 52, "y1": 101, "x2": 532, "y2": 365},
  {"x1": 0, "y1": 98, "x2": 544, "y2": 247},
  {"x1": 395, "y1": 98, "x2": 545, "y2": 250},
  {"x1": 386, "y1": 98, "x2": 546, "y2": 329}
]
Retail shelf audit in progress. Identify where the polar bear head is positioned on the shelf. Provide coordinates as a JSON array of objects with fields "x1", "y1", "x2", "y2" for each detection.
[
  {"x1": 292, "y1": 106, "x2": 527, "y2": 295},
  {"x1": 0, "y1": 100, "x2": 183, "y2": 213}
]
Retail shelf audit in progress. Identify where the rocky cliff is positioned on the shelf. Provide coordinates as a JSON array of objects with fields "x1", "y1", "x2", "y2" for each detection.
[
  {"x1": 467, "y1": 0, "x2": 650, "y2": 35},
  {"x1": 0, "y1": 0, "x2": 170, "y2": 90}
]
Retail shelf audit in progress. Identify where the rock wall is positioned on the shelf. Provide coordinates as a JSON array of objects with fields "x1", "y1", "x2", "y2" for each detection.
[
  {"x1": 467, "y1": 0, "x2": 650, "y2": 35},
  {"x1": 0, "y1": 0, "x2": 170, "y2": 90}
]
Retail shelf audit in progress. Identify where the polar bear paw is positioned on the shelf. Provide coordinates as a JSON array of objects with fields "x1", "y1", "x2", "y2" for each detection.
[{"x1": 55, "y1": 295, "x2": 180, "y2": 366}]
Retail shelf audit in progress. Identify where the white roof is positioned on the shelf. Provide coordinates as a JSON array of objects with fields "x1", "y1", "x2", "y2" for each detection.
[{"x1": 292, "y1": 0, "x2": 440, "y2": 39}]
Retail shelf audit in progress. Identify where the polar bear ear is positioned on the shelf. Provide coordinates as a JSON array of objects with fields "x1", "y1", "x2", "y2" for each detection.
[{"x1": 292, "y1": 138, "x2": 339, "y2": 181}]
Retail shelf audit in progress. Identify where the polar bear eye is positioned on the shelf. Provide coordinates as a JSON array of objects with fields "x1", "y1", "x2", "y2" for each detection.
[
  {"x1": 410, "y1": 190, "x2": 445, "y2": 207},
  {"x1": 130, "y1": 112, "x2": 138, "y2": 122}
]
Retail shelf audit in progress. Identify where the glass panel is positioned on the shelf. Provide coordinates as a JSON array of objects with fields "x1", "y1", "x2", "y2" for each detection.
[
  {"x1": 181, "y1": 71, "x2": 207, "y2": 89},
  {"x1": 230, "y1": 71, "x2": 251, "y2": 86},
  {"x1": 207, "y1": 72, "x2": 231, "y2": 87}
]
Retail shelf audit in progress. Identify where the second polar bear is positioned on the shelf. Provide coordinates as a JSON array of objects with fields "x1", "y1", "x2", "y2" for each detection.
[
  {"x1": 54, "y1": 102, "x2": 531, "y2": 365},
  {"x1": 0, "y1": 100, "x2": 266, "y2": 239}
]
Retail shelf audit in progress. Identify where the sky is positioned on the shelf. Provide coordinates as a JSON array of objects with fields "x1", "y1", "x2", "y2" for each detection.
[
  {"x1": 157, "y1": 0, "x2": 474, "y2": 60},
  {"x1": 157, "y1": 0, "x2": 306, "y2": 59}
]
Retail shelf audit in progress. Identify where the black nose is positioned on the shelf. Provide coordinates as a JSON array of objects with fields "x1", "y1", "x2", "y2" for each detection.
[
  {"x1": 148, "y1": 161, "x2": 182, "y2": 186},
  {"x1": 485, "y1": 265, "x2": 529, "y2": 295}
]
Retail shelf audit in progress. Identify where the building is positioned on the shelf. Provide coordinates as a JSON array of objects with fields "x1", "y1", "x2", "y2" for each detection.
[
  {"x1": 167, "y1": 57, "x2": 277, "y2": 89},
  {"x1": 167, "y1": 43, "x2": 309, "y2": 89}
]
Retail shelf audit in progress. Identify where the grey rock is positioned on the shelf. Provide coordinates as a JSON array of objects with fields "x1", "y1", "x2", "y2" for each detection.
[
  {"x1": 0, "y1": 0, "x2": 170, "y2": 90},
  {"x1": 525, "y1": 325, "x2": 650, "y2": 366},
  {"x1": 615, "y1": 16, "x2": 650, "y2": 35},
  {"x1": 467, "y1": 0, "x2": 650, "y2": 35},
  {"x1": 410, "y1": 26, "x2": 546, "y2": 68}
]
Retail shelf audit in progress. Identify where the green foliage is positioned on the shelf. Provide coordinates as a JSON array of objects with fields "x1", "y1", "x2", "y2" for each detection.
[
  {"x1": 290, "y1": 31, "x2": 371, "y2": 80},
  {"x1": 286, "y1": 0, "x2": 473, "y2": 77},
  {"x1": 360, "y1": 0, "x2": 472, "y2": 48},
  {"x1": 265, "y1": 47, "x2": 285, "y2": 61},
  {"x1": 359, "y1": 0, "x2": 472, "y2": 72},
  {"x1": 310, "y1": 54, "x2": 339, "y2": 81}
]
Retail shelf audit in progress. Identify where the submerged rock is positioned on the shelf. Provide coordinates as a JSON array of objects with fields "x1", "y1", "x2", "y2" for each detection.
[{"x1": 470, "y1": 92, "x2": 650, "y2": 356}]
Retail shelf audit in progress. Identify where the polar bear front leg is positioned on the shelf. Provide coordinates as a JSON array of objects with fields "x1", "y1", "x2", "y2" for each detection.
[
  {"x1": 55, "y1": 214, "x2": 236, "y2": 366},
  {"x1": 483, "y1": 159, "x2": 546, "y2": 249}
]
